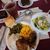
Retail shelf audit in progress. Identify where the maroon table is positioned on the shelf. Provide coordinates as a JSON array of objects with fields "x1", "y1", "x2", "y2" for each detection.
[{"x1": 0, "y1": 0, "x2": 50, "y2": 50}]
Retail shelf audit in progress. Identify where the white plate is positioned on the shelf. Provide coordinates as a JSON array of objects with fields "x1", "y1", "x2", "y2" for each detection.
[
  {"x1": 18, "y1": 0, "x2": 36, "y2": 8},
  {"x1": 6, "y1": 21, "x2": 39, "y2": 50},
  {"x1": 31, "y1": 12, "x2": 50, "y2": 34}
]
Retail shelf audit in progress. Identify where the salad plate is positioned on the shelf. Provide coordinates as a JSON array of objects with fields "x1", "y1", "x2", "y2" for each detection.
[{"x1": 31, "y1": 12, "x2": 50, "y2": 34}]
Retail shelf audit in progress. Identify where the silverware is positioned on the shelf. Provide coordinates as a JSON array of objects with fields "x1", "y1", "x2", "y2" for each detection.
[{"x1": 0, "y1": 26, "x2": 6, "y2": 46}]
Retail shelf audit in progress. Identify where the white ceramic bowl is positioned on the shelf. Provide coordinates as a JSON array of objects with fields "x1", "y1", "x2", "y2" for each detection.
[
  {"x1": 31, "y1": 12, "x2": 50, "y2": 34},
  {"x1": 18, "y1": 0, "x2": 33, "y2": 8},
  {"x1": 6, "y1": 21, "x2": 39, "y2": 50}
]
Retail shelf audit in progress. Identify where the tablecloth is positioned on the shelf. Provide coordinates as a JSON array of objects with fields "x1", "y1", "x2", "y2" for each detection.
[{"x1": 0, "y1": 0, "x2": 50, "y2": 50}]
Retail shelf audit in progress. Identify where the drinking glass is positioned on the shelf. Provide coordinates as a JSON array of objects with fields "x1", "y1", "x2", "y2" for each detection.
[{"x1": 4, "y1": 1, "x2": 18, "y2": 19}]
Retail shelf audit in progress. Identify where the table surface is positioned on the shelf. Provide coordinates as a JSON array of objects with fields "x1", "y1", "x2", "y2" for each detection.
[{"x1": 0, "y1": 0, "x2": 50, "y2": 50}]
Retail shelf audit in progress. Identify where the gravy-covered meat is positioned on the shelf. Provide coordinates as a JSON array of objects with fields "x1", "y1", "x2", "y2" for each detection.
[{"x1": 16, "y1": 40, "x2": 30, "y2": 50}]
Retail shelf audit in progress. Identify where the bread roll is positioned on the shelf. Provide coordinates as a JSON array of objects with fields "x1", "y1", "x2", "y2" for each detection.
[{"x1": 5, "y1": 16, "x2": 16, "y2": 28}]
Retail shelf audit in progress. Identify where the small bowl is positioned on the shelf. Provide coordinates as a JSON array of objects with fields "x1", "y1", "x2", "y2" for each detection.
[
  {"x1": 6, "y1": 21, "x2": 39, "y2": 50},
  {"x1": 18, "y1": 0, "x2": 33, "y2": 8}
]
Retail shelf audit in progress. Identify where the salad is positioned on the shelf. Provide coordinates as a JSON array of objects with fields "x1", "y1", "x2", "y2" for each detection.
[{"x1": 32, "y1": 16, "x2": 50, "y2": 30}]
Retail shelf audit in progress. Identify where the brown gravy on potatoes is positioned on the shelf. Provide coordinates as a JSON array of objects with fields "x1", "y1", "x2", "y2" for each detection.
[{"x1": 16, "y1": 31, "x2": 37, "y2": 50}]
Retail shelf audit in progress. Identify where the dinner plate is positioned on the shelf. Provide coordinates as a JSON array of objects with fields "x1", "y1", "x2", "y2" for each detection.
[
  {"x1": 6, "y1": 21, "x2": 39, "y2": 50},
  {"x1": 31, "y1": 12, "x2": 50, "y2": 34}
]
